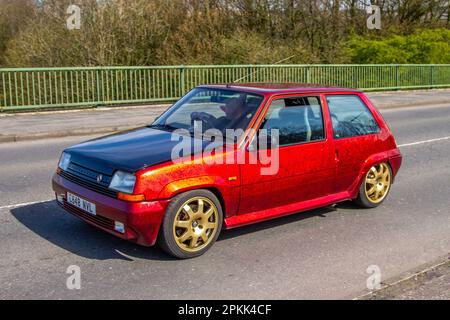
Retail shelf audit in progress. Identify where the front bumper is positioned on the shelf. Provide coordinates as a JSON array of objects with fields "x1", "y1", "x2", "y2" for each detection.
[{"x1": 52, "y1": 173, "x2": 169, "y2": 246}]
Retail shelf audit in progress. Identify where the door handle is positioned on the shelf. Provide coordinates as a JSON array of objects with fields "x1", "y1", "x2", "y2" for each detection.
[{"x1": 334, "y1": 149, "x2": 340, "y2": 162}]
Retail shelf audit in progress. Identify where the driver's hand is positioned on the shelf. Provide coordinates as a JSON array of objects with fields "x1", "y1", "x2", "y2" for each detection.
[{"x1": 192, "y1": 112, "x2": 208, "y2": 121}]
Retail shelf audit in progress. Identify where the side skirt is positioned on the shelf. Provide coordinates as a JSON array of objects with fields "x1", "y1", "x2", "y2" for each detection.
[{"x1": 224, "y1": 191, "x2": 351, "y2": 229}]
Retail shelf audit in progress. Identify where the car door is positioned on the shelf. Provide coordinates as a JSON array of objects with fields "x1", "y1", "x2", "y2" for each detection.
[
  {"x1": 238, "y1": 94, "x2": 335, "y2": 215},
  {"x1": 324, "y1": 94, "x2": 382, "y2": 194}
]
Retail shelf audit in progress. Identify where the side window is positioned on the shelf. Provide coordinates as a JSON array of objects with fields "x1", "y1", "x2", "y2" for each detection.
[
  {"x1": 326, "y1": 95, "x2": 380, "y2": 139},
  {"x1": 261, "y1": 96, "x2": 325, "y2": 146}
]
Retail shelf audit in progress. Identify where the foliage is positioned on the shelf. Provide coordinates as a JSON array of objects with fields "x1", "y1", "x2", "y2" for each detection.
[
  {"x1": 347, "y1": 29, "x2": 450, "y2": 64},
  {"x1": 0, "y1": 0, "x2": 449, "y2": 67}
]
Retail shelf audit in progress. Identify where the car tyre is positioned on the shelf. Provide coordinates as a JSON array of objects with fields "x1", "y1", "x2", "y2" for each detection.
[{"x1": 158, "y1": 190, "x2": 223, "y2": 259}]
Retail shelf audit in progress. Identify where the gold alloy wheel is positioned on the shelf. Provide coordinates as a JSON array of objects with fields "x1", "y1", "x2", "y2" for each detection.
[
  {"x1": 172, "y1": 196, "x2": 219, "y2": 253},
  {"x1": 364, "y1": 163, "x2": 391, "y2": 204}
]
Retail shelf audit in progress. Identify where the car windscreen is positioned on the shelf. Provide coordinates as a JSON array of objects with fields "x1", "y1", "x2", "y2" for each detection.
[{"x1": 149, "y1": 88, "x2": 264, "y2": 142}]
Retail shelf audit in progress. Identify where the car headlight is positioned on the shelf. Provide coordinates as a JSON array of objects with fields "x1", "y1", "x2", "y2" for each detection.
[
  {"x1": 58, "y1": 152, "x2": 71, "y2": 171},
  {"x1": 109, "y1": 171, "x2": 136, "y2": 194}
]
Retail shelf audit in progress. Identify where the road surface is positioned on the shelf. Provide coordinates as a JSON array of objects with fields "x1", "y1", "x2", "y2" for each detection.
[{"x1": 1, "y1": 104, "x2": 450, "y2": 299}]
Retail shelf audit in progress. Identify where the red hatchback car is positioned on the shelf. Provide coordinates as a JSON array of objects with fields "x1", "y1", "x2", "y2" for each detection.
[{"x1": 52, "y1": 83, "x2": 402, "y2": 258}]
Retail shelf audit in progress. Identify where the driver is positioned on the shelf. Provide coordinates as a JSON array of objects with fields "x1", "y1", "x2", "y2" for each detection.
[
  {"x1": 191, "y1": 96, "x2": 247, "y2": 133},
  {"x1": 215, "y1": 97, "x2": 246, "y2": 130}
]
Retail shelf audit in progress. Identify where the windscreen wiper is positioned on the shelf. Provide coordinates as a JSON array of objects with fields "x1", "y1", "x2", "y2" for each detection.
[{"x1": 147, "y1": 123, "x2": 178, "y2": 132}]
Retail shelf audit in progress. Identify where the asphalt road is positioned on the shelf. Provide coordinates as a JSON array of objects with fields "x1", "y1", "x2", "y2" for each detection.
[{"x1": 1, "y1": 104, "x2": 450, "y2": 299}]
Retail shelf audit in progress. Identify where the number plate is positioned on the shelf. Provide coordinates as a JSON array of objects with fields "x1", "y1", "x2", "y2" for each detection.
[{"x1": 67, "y1": 192, "x2": 96, "y2": 216}]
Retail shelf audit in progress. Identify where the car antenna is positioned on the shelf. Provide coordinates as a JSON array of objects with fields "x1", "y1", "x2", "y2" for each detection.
[{"x1": 231, "y1": 54, "x2": 296, "y2": 84}]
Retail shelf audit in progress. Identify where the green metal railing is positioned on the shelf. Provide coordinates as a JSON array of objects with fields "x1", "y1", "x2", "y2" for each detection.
[{"x1": 1, "y1": 64, "x2": 450, "y2": 111}]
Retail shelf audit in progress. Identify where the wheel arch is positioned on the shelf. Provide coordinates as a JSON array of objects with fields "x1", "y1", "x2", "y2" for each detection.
[
  {"x1": 203, "y1": 187, "x2": 226, "y2": 218},
  {"x1": 350, "y1": 153, "x2": 394, "y2": 199},
  {"x1": 158, "y1": 177, "x2": 231, "y2": 217}
]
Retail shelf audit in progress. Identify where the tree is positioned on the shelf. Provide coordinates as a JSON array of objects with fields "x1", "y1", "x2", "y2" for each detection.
[{"x1": 0, "y1": 0, "x2": 449, "y2": 67}]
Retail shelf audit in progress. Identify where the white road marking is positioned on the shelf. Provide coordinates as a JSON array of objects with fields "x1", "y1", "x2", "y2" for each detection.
[
  {"x1": 0, "y1": 199, "x2": 53, "y2": 210},
  {"x1": 398, "y1": 136, "x2": 450, "y2": 147}
]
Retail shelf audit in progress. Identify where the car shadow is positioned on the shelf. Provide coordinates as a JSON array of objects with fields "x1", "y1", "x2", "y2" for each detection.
[
  {"x1": 11, "y1": 199, "x2": 351, "y2": 261},
  {"x1": 335, "y1": 200, "x2": 362, "y2": 210},
  {"x1": 10, "y1": 200, "x2": 176, "y2": 262}
]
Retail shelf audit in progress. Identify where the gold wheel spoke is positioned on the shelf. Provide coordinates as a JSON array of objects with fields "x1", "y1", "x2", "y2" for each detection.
[
  {"x1": 197, "y1": 199, "x2": 204, "y2": 214},
  {"x1": 175, "y1": 220, "x2": 190, "y2": 229},
  {"x1": 189, "y1": 235, "x2": 199, "y2": 248},
  {"x1": 381, "y1": 165, "x2": 390, "y2": 184},
  {"x1": 200, "y1": 233, "x2": 208, "y2": 243},
  {"x1": 367, "y1": 185, "x2": 376, "y2": 195},
  {"x1": 376, "y1": 190, "x2": 382, "y2": 199},
  {"x1": 178, "y1": 230, "x2": 192, "y2": 243},
  {"x1": 376, "y1": 166, "x2": 383, "y2": 177},
  {"x1": 183, "y1": 204, "x2": 195, "y2": 220},
  {"x1": 372, "y1": 191, "x2": 378, "y2": 200},
  {"x1": 204, "y1": 222, "x2": 216, "y2": 230},
  {"x1": 366, "y1": 178, "x2": 376, "y2": 185},
  {"x1": 204, "y1": 208, "x2": 214, "y2": 219}
]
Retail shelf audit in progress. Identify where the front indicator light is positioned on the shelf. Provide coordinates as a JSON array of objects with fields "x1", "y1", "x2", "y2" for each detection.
[
  {"x1": 117, "y1": 192, "x2": 145, "y2": 202},
  {"x1": 114, "y1": 221, "x2": 125, "y2": 234}
]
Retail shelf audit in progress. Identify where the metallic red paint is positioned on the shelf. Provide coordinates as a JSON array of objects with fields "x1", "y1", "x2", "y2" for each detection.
[{"x1": 52, "y1": 84, "x2": 402, "y2": 247}]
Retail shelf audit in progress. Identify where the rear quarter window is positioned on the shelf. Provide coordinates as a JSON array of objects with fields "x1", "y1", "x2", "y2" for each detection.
[{"x1": 326, "y1": 95, "x2": 380, "y2": 139}]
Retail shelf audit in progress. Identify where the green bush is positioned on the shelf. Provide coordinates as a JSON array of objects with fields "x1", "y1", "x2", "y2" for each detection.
[{"x1": 347, "y1": 29, "x2": 450, "y2": 64}]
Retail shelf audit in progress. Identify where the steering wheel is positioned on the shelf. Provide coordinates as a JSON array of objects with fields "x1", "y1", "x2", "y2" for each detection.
[{"x1": 190, "y1": 112, "x2": 217, "y2": 131}]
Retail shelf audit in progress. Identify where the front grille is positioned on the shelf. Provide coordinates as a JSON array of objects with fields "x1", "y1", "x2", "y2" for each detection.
[
  {"x1": 68, "y1": 162, "x2": 112, "y2": 186},
  {"x1": 63, "y1": 200, "x2": 115, "y2": 231},
  {"x1": 59, "y1": 162, "x2": 117, "y2": 198}
]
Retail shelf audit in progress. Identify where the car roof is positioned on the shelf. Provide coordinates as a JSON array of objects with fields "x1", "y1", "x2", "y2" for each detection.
[{"x1": 198, "y1": 83, "x2": 361, "y2": 96}]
